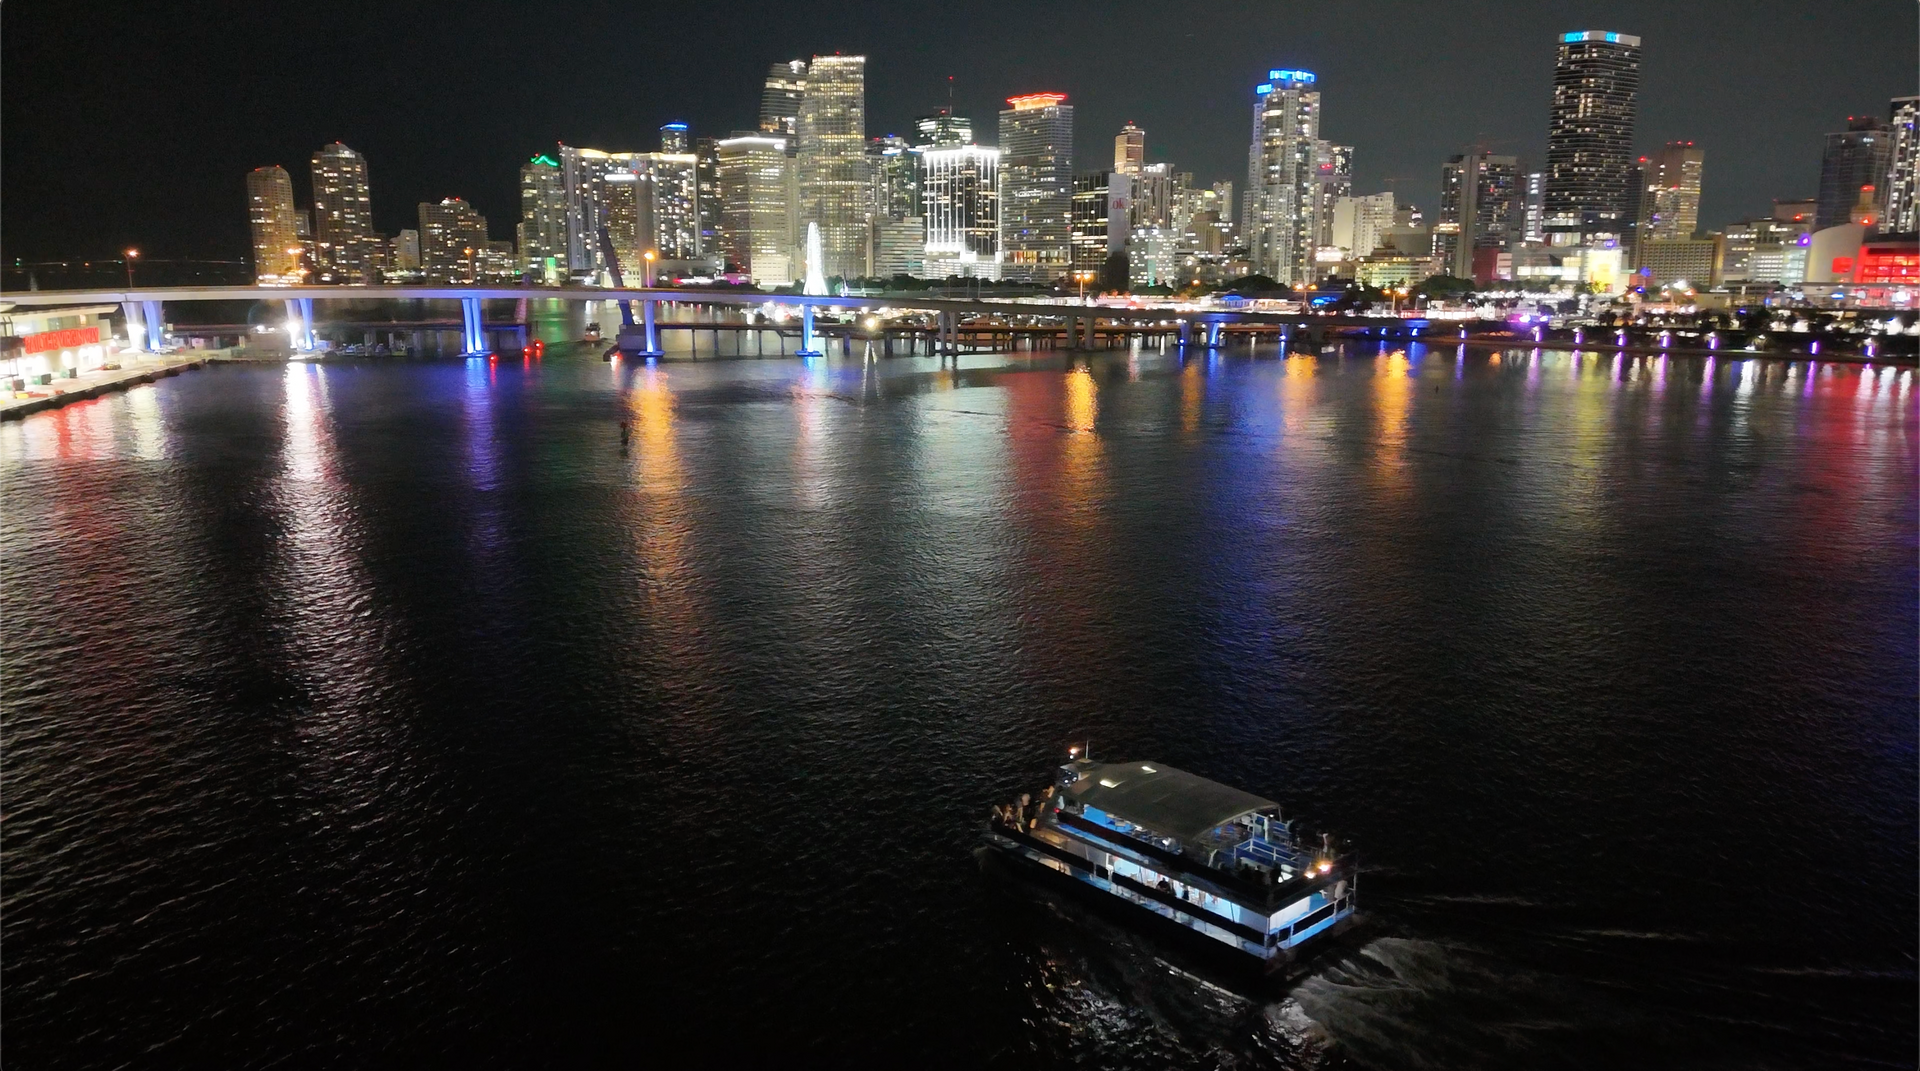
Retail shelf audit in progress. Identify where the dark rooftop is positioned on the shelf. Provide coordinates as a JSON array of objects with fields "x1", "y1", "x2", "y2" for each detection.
[{"x1": 1063, "y1": 760, "x2": 1276, "y2": 843}]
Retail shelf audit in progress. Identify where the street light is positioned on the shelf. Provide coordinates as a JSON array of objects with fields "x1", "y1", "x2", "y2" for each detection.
[
  {"x1": 124, "y1": 248, "x2": 139, "y2": 288},
  {"x1": 1074, "y1": 270, "x2": 1095, "y2": 304},
  {"x1": 643, "y1": 249, "x2": 658, "y2": 288}
]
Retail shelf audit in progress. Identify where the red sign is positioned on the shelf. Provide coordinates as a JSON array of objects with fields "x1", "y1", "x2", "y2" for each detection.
[
  {"x1": 22, "y1": 326, "x2": 100, "y2": 354},
  {"x1": 1830, "y1": 256, "x2": 1854, "y2": 276}
]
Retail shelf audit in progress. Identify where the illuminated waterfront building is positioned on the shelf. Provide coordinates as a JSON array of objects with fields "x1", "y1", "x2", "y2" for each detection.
[
  {"x1": 1630, "y1": 142, "x2": 1704, "y2": 245},
  {"x1": 1521, "y1": 171, "x2": 1546, "y2": 243},
  {"x1": 1315, "y1": 143, "x2": 1353, "y2": 247},
  {"x1": 715, "y1": 134, "x2": 796, "y2": 284},
  {"x1": 417, "y1": 197, "x2": 490, "y2": 283},
  {"x1": 868, "y1": 135, "x2": 919, "y2": 222},
  {"x1": 913, "y1": 111, "x2": 972, "y2": 149},
  {"x1": 310, "y1": 141, "x2": 374, "y2": 283},
  {"x1": 920, "y1": 144, "x2": 999, "y2": 279},
  {"x1": 659, "y1": 122, "x2": 689, "y2": 154},
  {"x1": 1330, "y1": 192, "x2": 1396, "y2": 259},
  {"x1": 866, "y1": 216, "x2": 924, "y2": 278},
  {"x1": 1887, "y1": 97, "x2": 1918, "y2": 233},
  {"x1": 796, "y1": 54, "x2": 868, "y2": 280},
  {"x1": 1071, "y1": 170, "x2": 1132, "y2": 276},
  {"x1": 518, "y1": 155, "x2": 567, "y2": 272},
  {"x1": 245, "y1": 165, "x2": 303, "y2": 284},
  {"x1": 694, "y1": 136, "x2": 723, "y2": 262},
  {"x1": 1114, "y1": 122, "x2": 1144, "y2": 174},
  {"x1": 558, "y1": 145, "x2": 703, "y2": 279},
  {"x1": 1438, "y1": 151, "x2": 1521, "y2": 278},
  {"x1": 1128, "y1": 225, "x2": 1177, "y2": 289},
  {"x1": 760, "y1": 60, "x2": 808, "y2": 136},
  {"x1": 1817, "y1": 115, "x2": 1893, "y2": 229},
  {"x1": 998, "y1": 93, "x2": 1075, "y2": 283},
  {"x1": 1544, "y1": 31, "x2": 1641, "y2": 243},
  {"x1": 1245, "y1": 69, "x2": 1323, "y2": 284}
]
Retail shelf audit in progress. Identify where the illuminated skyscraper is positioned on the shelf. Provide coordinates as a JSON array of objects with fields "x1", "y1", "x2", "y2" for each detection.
[
  {"x1": 310, "y1": 141, "x2": 374, "y2": 283},
  {"x1": 1521, "y1": 171, "x2": 1546, "y2": 243},
  {"x1": 1245, "y1": 69, "x2": 1322, "y2": 284},
  {"x1": 1543, "y1": 31, "x2": 1641, "y2": 242},
  {"x1": 558, "y1": 145, "x2": 703, "y2": 279},
  {"x1": 796, "y1": 54, "x2": 867, "y2": 279},
  {"x1": 659, "y1": 123, "x2": 689, "y2": 154},
  {"x1": 998, "y1": 93, "x2": 1075, "y2": 283},
  {"x1": 245, "y1": 165, "x2": 303, "y2": 284},
  {"x1": 1315, "y1": 142, "x2": 1353, "y2": 247},
  {"x1": 1888, "y1": 97, "x2": 1919, "y2": 233},
  {"x1": 1630, "y1": 141, "x2": 1704, "y2": 245},
  {"x1": 518, "y1": 155, "x2": 566, "y2": 272},
  {"x1": 1816, "y1": 115, "x2": 1893, "y2": 229},
  {"x1": 1438, "y1": 151, "x2": 1521, "y2": 276},
  {"x1": 417, "y1": 197, "x2": 489, "y2": 283},
  {"x1": 715, "y1": 134, "x2": 796, "y2": 284},
  {"x1": 760, "y1": 60, "x2": 808, "y2": 136},
  {"x1": 921, "y1": 144, "x2": 999, "y2": 279},
  {"x1": 868, "y1": 135, "x2": 918, "y2": 222},
  {"x1": 1071, "y1": 170, "x2": 1132, "y2": 276},
  {"x1": 913, "y1": 112, "x2": 972, "y2": 148},
  {"x1": 1114, "y1": 122, "x2": 1144, "y2": 174}
]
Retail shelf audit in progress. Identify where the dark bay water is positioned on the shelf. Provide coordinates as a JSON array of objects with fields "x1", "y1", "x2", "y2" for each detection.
[{"x1": 3, "y1": 338, "x2": 1915, "y2": 1068}]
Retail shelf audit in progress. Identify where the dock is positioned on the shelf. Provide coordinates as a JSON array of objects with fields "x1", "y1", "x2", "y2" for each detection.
[{"x1": 1, "y1": 355, "x2": 211, "y2": 421}]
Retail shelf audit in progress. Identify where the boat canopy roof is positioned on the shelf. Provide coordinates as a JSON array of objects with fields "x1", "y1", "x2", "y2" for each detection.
[{"x1": 1063, "y1": 760, "x2": 1276, "y2": 843}]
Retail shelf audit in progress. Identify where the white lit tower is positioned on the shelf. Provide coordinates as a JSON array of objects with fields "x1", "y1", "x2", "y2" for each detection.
[
  {"x1": 1244, "y1": 69, "x2": 1322, "y2": 284},
  {"x1": 796, "y1": 54, "x2": 868, "y2": 279}
]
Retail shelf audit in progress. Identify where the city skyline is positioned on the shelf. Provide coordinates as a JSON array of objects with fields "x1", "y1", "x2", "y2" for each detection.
[{"x1": 5, "y1": 0, "x2": 1915, "y2": 262}]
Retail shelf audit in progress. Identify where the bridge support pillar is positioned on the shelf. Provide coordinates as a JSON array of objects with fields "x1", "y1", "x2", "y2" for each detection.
[
  {"x1": 141, "y1": 301, "x2": 167, "y2": 352},
  {"x1": 1082, "y1": 314, "x2": 1097, "y2": 349},
  {"x1": 1206, "y1": 321, "x2": 1223, "y2": 349},
  {"x1": 639, "y1": 299, "x2": 663, "y2": 356},
  {"x1": 283, "y1": 298, "x2": 315, "y2": 352},
  {"x1": 1178, "y1": 320, "x2": 1192, "y2": 348},
  {"x1": 797, "y1": 303, "x2": 822, "y2": 358},
  {"x1": 460, "y1": 297, "x2": 485, "y2": 354}
]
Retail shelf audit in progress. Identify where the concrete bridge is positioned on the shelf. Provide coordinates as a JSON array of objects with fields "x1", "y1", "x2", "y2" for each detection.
[{"x1": 0, "y1": 285, "x2": 1427, "y2": 358}]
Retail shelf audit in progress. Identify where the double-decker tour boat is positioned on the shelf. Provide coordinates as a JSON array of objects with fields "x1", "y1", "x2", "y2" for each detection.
[{"x1": 985, "y1": 751, "x2": 1358, "y2": 973}]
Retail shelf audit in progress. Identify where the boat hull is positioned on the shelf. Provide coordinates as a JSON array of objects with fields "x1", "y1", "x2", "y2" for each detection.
[{"x1": 983, "y1": 823, "x2": 1360, "y2": 977}]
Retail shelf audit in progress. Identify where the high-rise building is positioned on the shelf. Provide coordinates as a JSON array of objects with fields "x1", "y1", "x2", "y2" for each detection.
[
  {"x1": 1315, "y1": 142, "x2": 1353, "y2": 247},
  {"x1": 1212, "y1": 181, "x2": 1235, "y2": 226},
  {"x1": 715, "y1": 134, "x2": 796, "y2": 284},
  {"x1": 1630, "y1": 141, "x2": 1705, "y2": 249},
  {"x1": 392, "y1": 229, "x2": 420, "y2": 273},
  {"x1": 659, "y1": 123, "x2": 689, "y2": 154},
  {"x1": 1438, "y1": 151, "x2": 1521, "y2": 277},
  {"x1": 519, "y1": 155, "x2": 567, "y2": 273},
  {"x1": 1330, "y1": 192, "x2": 1396, "y2": 259},
  {"x1": 1128, "y1": 226, "x2": 1177, "y2": 289},
  {"x1": 1543, "y1": 31, "x2": 1641, "y2": 242},
  {"x1": 310, "y1": 141, "x2": 374, "y2": 283},
  {"x1": 921, "y1": 144, "x2": 999, "y2": 278},
  {"x1": 1114, "y1": 123, "x2": 1144, "y2": 174},
  {"x1": 1130, "y1": 163, "x2": 1177, "y2": 230},
  {"x1": 998, "y1": 93, "x2": 1075, "y2": 283},
  {"x1": 913, "y1": 112, "x2": 973, "y2": 148},
  {"x1": 796, "y1": 54, "x2": 867, "y2": 280},
  {"x1": 1886, "y1": 97, "x2": 1918, "y2": 233},
  {"x1": 245, "y1": 166, "x2": 303, "y2": 284},
  {"x1": 760, "y1": 60, "x2": 808, "y2": 136},
  {"x1": 557, "y1": 145, "x2": 703, "y2": 279},
  {"x1": 866, "y1": 217, "x2": 924, "y2": 278},
  {"x1": 694, "y1": 136, "x2": 723, "y2": 263},
  {"x1": 1245, "y1": 69, "x2": 1323, "y2": 284},
  {"x1": 1521, "y1": 171, "x2": 1546, "y2": 243},
  {"x1": 868, "y1": 135, "x2": 919, "y2": 222},
  {"x1": 1071, "y1": 170, "x2": 1133, "y2": 276},
  {"x1": 417, "y1": 197, "x2": 490, "y2": 283},
  {"x1": 1817, "y1": 115, "x2": 1893, "y2": 229}
]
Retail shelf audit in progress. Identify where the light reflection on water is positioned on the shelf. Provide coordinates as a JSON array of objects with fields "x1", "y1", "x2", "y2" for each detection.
[{"x1": 0, "y1": 344, "x2": 1913, "y2": 1069}]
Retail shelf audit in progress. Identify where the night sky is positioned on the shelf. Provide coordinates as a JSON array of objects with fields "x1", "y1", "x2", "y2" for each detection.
[{"x1": 4, "y1": 0, "x2": 1914, "y2": 262}]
